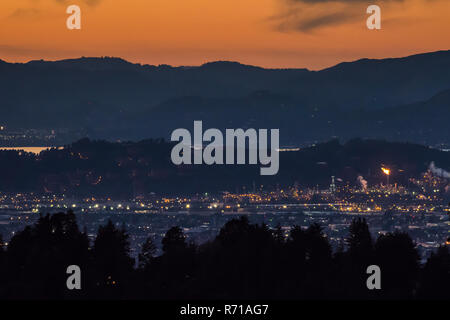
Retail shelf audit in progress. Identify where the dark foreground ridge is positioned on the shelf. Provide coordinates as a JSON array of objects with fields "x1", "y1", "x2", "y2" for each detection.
[{"x1": 0, "y1": 210, "x2": 448, "y2": 300}]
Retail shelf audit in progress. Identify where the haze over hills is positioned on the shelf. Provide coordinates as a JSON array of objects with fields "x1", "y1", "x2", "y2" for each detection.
[{"x1": 0, "y1": 50, "x2": 449, "y2": 146}]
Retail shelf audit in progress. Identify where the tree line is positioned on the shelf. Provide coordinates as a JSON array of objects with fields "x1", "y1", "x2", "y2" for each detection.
[{"x1": 0, "y1": 211, "x2": 448, "y2": 300}]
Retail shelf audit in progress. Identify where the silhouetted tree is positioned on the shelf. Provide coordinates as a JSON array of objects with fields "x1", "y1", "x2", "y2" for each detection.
[
  {"x1": 347, "y1": 218, "x2": 373, "y2": 261},
  {"x1": 284, "y1": 223, "x2": 333, "y2": 298},
  {"x1": 0, "y1": 234, "x2": 5, "y2": 299},
  {"x1": 162, "y1": 226, "x2": 187, "y2": 255},
  {"x1": 272, "y1": 224, "x2": 285, "y2": 246},
  {"x1": 4, "y1": 211, "x2": 89, "y2": 299},
  {"x1": 91, "y1": 219, "x2": 134, "y2": 298},
  {"x1": 138, "y1": 236, "x2": 157, "y2": 270},
  {"x1": 0, "y1": 211, "x2": 438, "y2": 300},
  {"x1": 418, "y1": 245, "x2": 450, "y2": 300},
  {"x1": 193, "y1": 217, "x2": 277, "y2": 299},
  {"x1": 338, "y1": 218, "x2": 375, "y2": 299},
  {"x1": 147, "y1": 226, "x2": 197, "y2": 299},
  {"x1": 374, "y1": 231, "x2": 419, "y2": 299}
]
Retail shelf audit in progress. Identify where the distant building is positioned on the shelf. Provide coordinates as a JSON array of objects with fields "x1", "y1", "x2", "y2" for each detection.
[{"x1": 330, "y1": 176, "x2": 336, "y2": 193}]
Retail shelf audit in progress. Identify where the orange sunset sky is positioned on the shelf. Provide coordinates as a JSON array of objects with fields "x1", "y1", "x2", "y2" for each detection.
[{"x1": 0, "y1": 0, "x2": 449, "y2": 69}]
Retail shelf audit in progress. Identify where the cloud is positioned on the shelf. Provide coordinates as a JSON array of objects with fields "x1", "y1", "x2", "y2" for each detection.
[
  {"x1": 274, "y1": 6, "x2": 360, "y2": 32},
  {"x1": 294, "y1": 11, "x2": 357, "y2": 31},
  {"x1": 273, "y1": 0, "x2": 407, "y2": 32}
]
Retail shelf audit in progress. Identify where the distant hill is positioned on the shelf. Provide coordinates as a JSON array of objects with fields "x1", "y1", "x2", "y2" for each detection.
[
  {"x1": 0, "y1": 51, "x2": 449, "y2": 145},
  {"x1": 0, "y1": 138, "x2": 448, "y2": 197}
]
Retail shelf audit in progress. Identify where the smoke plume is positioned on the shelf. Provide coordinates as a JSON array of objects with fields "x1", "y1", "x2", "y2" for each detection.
[
  {"x1": 429, "y1": 161, "x2": 450, "y2": 179},
  {"x1": 357, "y1": 175, "x2": 368, "y2": 190}
]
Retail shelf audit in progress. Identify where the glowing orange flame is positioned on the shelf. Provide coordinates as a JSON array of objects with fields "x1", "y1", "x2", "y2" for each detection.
[{"x1": 381, "y1": 167, "x2": 391, "y2": 175}]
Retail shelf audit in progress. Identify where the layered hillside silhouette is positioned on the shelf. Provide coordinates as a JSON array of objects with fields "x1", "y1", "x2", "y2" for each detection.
[
  {"x1": 1, "y1": 50, "x2": 450, "y2": 145},
  {"x1": 0, "y1": 138, "x2": 449, "y2": 196},
  {"x1": 0, "y1": 211, "x2": 448, "y2": 300}
]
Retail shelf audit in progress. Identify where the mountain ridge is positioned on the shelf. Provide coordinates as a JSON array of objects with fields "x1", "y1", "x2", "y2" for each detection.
[
  {"x1": 2, "y1": 49, "x2": 449, "y2": 71},
  {"x1": 1, "y1": 50, "x2": 450, "y2": 145}
]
